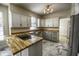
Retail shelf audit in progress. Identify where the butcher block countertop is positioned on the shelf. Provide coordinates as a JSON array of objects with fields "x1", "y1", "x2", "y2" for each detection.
[
  {"x1": 11, "y1": 27, "x2": 59, "y2": 34},
  {"x1": 6, "y1": 35, "x2": 43, "y2": 55}
]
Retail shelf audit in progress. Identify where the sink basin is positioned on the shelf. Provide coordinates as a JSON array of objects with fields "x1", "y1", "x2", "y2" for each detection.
[{"x1": 16, "y1": 34, "x2": 31, "y2": 40}]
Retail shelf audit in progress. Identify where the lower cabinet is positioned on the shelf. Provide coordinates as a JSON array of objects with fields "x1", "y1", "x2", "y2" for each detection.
[
  {"x1": 28, "y1": 41, "x2": 42, "y2": 56},
  {"x1": 14, "y1": 41, "x2": 42, "y2": 56},
  {"x1": 43, "y1": 31, "x2": 59, "y2": 42},
  {"x1": 51, "y1": 32, "x2": 59, "y2": 42}
]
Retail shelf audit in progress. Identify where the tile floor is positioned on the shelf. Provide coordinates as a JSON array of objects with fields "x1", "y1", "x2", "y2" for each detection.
[
  {"x1": 0, "y1": 35, "x2": 69, "y2": 56},
  {"x1": 0, "y1": 47, "x2": 12, "y2": 56},
  {"x1": 42, "y1": 40, "x2": 69, "y2": 56}
]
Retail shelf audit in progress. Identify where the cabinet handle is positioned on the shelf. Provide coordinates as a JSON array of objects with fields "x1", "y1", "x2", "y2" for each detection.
[{"x1": 20, "y1": 24, "x2": 22, "y2": 27}]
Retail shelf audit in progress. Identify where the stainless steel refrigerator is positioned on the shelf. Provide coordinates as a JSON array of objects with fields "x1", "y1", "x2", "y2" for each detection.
[{"x1": 69, "y1": 14, "x2": 79, "y2": 56}]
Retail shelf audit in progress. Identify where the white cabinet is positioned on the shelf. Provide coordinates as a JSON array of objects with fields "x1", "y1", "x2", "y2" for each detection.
[
  {"x1": 12, "y1": 13, "x2": 21, "y2": 27},
  {"x1": 21, "y1": 15, "x2": 27, "y2": 27},
  {"x1": 12, "y1": 13, "x2": 31, "y2": 27},
  {"x1": 27, "y1": 16, "x2": 31, "y2": 27},
  {"x1": 45, "y1": 18, "x2": 59, "y2": 27},
  {"x1": 40, "y1": 19, "x2": 45, "y2": 27}
]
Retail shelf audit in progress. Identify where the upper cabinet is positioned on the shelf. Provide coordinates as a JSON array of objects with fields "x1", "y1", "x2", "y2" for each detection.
[
  {"x1": 40, "y1": 18, "x2": 59, "y2": 27},
  {"x1": 11, "y1": 12, "x2": 31, "y2": 27},
  {"x1": 21, "y1": 15, "x2": 28, "y2": 27},
  {"x1": 45, "y1": 18, "x2": 59, "y2": 27},
  {"x1": 40, "y1": 19, "x2": 45, "y2": 27},
  {"x1": 12, "y1": 13, "x2": 21, "y2": 27}
]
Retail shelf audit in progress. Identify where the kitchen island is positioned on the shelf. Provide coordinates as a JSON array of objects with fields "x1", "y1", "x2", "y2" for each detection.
[
  {"x1": 6, "y1": 34, "x2": 43, "y2": 56},
  {"x1": 0, "y1": 27, "x2": 59, "y2": 56}
]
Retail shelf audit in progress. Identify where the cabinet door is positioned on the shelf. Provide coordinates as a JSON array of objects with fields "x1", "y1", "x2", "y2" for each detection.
[
  {"x1": 21, "y1": 15, "x2": 27, "y2": 27},
  {"x1": 28, "y1": 41, "x2": 42, "y2": 56},
  {"x1": 27, "y1": 16, "x2": 31, "y2": 27},
  {"x1": 51, "y1": 32, "x2": 59, "y2": 42},
  {"x1": 47, "y1": 32, "x2": 52, "y2": 40},
  {"x1": 53, "y1": 18, "x2": 59, "y2": 27},
  {"x1": 40, "y1": 19, "x2": 45, "y2": 27},
  {"x1": 12, "y1": 13, "x2": 21, "y2": 27},
  {"x1": 43, "y1": 32, "x2": 52, "y2": 40}
]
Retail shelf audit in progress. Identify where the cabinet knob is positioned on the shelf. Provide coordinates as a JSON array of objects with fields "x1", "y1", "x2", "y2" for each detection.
[{"x1": 20, "y1": 24, "x2": 22, "y2": 27}]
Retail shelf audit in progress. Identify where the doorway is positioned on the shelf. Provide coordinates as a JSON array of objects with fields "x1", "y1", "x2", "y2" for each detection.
[{"x1": 59, "y1": 17, "x2": 70, "y2": 55}]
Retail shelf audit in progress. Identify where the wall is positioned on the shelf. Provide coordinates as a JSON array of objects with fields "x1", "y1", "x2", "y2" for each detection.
[
  {"x1": 0, "y1": 5, "x2": 9, "y2": 36},
  {"x1": 42, "y1": 9, "x2": 71, "y2": 19},
  {"x1": 71, "y1": 3, "x2": 79, "y2": 15},
  {"x1": 10, "y1": 4, "x2": 40, "y2": 18}
]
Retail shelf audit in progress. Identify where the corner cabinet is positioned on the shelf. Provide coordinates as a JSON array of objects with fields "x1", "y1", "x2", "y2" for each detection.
[{"x1": 11, "y1": 13, "x2": 31, "y2": 27}]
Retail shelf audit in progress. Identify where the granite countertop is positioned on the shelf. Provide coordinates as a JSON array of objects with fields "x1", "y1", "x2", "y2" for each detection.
[{"x1": 7, "y1": 35, "x2": 43, "y2": 55}]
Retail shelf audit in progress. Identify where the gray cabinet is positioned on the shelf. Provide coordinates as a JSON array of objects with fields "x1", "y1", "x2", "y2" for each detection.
[
  {"x1": 28, "y1": 41, "x2": 42, "y2": 56},
  {"x1": 43, "y1": 31, "x2": 59, "y2": 42},
  {"x1": 51, "y1": 32, "x2": 59, "y2": 42},
  {"x1": 14, "y1": 41, "x2": 42, "y2": 56}
]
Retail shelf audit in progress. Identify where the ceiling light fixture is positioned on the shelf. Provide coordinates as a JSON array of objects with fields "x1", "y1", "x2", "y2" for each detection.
[{"x1": 44, "y1": 4, "x2": 53, "y2": 14}]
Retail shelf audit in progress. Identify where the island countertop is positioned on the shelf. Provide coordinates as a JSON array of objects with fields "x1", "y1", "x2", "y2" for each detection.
[{"x1": 6, "y1": 35, "x2": 43, "y2": 55}]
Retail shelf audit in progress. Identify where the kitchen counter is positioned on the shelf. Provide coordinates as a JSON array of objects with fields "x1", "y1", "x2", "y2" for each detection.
[
  {"x1": 7, "y1": 35, "x2": 43, "y2": 55},
  {"x1": 11, "y1": 27, "x2": 59, "y2": 34}
]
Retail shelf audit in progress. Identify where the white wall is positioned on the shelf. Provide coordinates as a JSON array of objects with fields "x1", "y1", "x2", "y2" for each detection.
[
  {"x1": 42, "y1": 9, "x2": 71, "y2": 19},
  {"x1": 71, "y1": 3, "x2": 79, "y2": 15},
  {"x1": 10, "y1": 4, "x2": 40, "y2": 18},
  {"x1": 0, "y1": 5, "x2": 9, "y2": 36}
]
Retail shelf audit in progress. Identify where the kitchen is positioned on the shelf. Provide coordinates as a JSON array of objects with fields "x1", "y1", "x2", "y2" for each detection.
[{"x1": 0, "y1": 3, "x2": 79, "y2": 56}]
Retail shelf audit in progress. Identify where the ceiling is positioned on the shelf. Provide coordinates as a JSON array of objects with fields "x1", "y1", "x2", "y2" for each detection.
[{"x1": 15, "y1": 3, "x2": 71, "y2": 15}]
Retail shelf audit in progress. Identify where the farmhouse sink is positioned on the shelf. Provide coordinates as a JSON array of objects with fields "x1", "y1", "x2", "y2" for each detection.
[{"x1": 16, "y1": 34, "x2": 31, "y2": 40}]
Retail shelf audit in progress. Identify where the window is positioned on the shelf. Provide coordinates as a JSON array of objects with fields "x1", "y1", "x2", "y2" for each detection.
[
  {"x1": 31, "y1": 16, "x2": 37, "y2": 27},
  {"x1": 0, "y1": 12, "x2": 3, "y2": 36}
]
